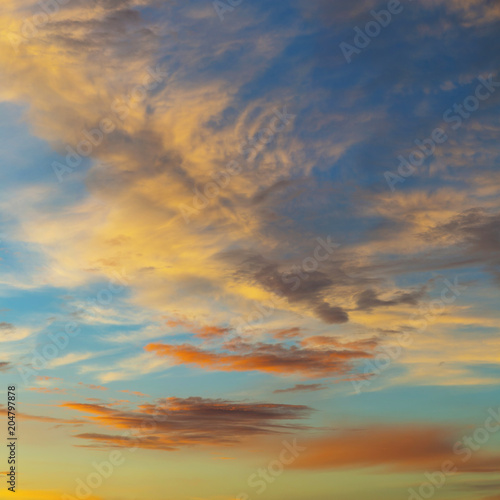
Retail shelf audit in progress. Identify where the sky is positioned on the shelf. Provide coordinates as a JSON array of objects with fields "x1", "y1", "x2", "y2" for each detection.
[{"x1": 0, "y1": 0, "x2": 500, "y2": 499}]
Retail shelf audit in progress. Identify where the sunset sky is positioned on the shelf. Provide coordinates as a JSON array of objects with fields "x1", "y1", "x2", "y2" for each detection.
[{"x1": 0, "y1": 1, "x2": 500, "y2": 499}]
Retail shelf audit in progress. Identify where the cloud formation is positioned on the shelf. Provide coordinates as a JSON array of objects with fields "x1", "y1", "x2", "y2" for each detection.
[
  {"x1": 63, "y1": 397, "x2": 313, "y2": 450},
  {"x1": 290, "y1": 425, "x2": 500, "y2": 473},
  {"x1": 273, "y1": 383, "x2": 327, "y2": 394},
  {"x1": 145, "y1": 336, "x2": 375, "y2": 378}
]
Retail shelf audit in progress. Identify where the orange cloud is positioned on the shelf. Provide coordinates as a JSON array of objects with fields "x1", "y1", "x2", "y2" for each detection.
[
  {"x1": 290, "y1": 425, "x2": 500, "y2": 473},
  {"x1": 273, "y1": 384, "x2": 327, "y2": 394},
  {"x1": 0, "y1": 406, "x2": 83, "y2": 426},
  {"x1": 272, "y1": 327, "x2": 303, "y2": 339},
  {"x1": 145, "y1": 338, "x2": 375, "y2": 378},
  {"x1": 62, "y1": 397, "x2": 312, "y2": 450},
  {"x1": 78, "y1": 383, "x2": 108, "y2": 391},
  {"x1": 165, "y1": 317, "x2": 232, "y2": 340},
  {"x1": 120, "y1": 390, "x2": 149, "y2": 397},
  {"x1": 300, "y1": 335, "x2": 379, "y2": 350},
  {"x1": 27, "y1": 387, "x2": 67, "y2": 394},
  {"x1": 196, "y1": 325, "x2": 232, "y2": 340}
]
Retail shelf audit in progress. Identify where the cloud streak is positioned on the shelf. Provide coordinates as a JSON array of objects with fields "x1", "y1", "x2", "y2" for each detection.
[{"x1": 62, "y1": 397, "x2": 313, "y2": 450}]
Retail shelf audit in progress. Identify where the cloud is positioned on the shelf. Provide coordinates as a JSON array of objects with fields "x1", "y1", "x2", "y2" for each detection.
[
  {"x1": 3, "y1": 0, "x2": 493, "y2": 362},
  {"x1": 0, "y1": 322, "x2": 14, "y2": 332},
  {"x1": 300, "y1": 336, "x2": 379, "y2": 351},
  {"x1": 273, "y1": 384, "x2": 327, "y2": 394},
  {"x1": 84, "y1": 350, "x2": 176, "y2": 383},
  {"x1": 0, "y1": 405, "x2": 83, "y2": 426},
  {"x1": 420, "y1": 0, "x2": 500, "y2": 26},
  {"x1": 0, "y1": 0, "x2": 498, "y2": 466},
  {"x1": 0, "y1": 361, "x2": 12, "y2": 372},
  {"x1": 78, "y1": 382, "x2": 108, "y2": 391},
  {"x1": 28, "y1": 387, "x2": 67, "y2": 394},
  {"x1": 46, "y1": 352, "x2": 94, "y2": 368},
  {"x1": 290, "y1": 425, "x2": 500, "y2": 473},
  {"x1": 145, "y1": 336, "x2": 375, "y2": 378},
  {"x1": 424, "y1": 208, "x2": 500, "y2": 284},
  {"x1": 62, "y1": 397, "x2": 313, "y2": 450},
  {"x1": 120, "y1": 389, "x2": 148, "y2": 397},
  {"x1": 272, "y1": 327, "x2": 303, "y2": 339},
  {"x1": 0, "y1": 0, "x2": 314, "y2": 332},
  {"x1": 229, "y1": 253, "x2": 350, "y2": 324},
  {"x1": 0, "y1": 323, "x2": 34, "y2": 342},
  {"x1": 165, "y1": 318, "x2": 232, "y2": 340},
  {"x1": 355, "y1": 287, "x2": 427, "y2": 311}
]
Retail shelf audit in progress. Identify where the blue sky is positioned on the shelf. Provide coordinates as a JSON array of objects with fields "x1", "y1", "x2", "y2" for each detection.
[{"x1": 0, "y1": 1, "x2": 500, "y2": 500}]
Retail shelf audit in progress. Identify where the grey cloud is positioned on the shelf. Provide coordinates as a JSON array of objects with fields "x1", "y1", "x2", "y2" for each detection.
[
  {"x1": 274, "y1": 383, "x2": 327, "y2": 394},
  {"x1": 356, "y1": 287, "x2": 427, "y2": 311},
  {"x1": 0, "y1": 322, "x2": 15, "y2": 334},
  {"x1": 247, "y1": 256, "x2": 350, "y2": 324},
  {"x1": 425, "y1": 208, "x2": 500, "y2": 284}
]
